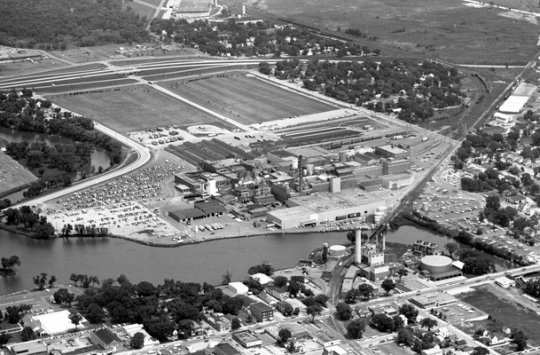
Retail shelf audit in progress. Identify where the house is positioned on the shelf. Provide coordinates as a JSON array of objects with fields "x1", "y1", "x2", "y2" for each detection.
[
  {"x1": 228, "y1": 282, "x2": 249, "y2": 295},
  {"x1": 90, "y1": 328, "x2": 122, "y2": 350},
  {"x1": 8, "y1": 340, "x2": 48, "y2": 355},
  {"x1": 236, "y1": 295, "x2": 257, "y2": 312},
  {"x1": 506, "y1": 194, "x2": 526, "y2": 205},
  {"x1": 421, "y1": 346, "x2": 443, "y2": 355},
  {"x1": 250, "y1": 273, "x2": 274, "y2": 285},
  {"x1": 266, "y1": 285, "x2": 289, "y2": 301},
  {"x1": 205, "y1": 312, "x2": 231, "y2": 332},
  {"x1": 313, "y1": 332, "x2": 341, "y2": 347},
  {"x1": 249, "y1": 302, "x2": 273, "y2": 322}
]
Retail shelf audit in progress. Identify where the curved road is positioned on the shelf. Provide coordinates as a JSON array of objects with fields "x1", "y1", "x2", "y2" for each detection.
[{"x1": 12, "y1": 122, "x2": 151, "y2": 207}]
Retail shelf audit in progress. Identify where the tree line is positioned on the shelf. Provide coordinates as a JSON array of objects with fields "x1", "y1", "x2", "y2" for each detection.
[
  {"x1": 3, "y1": 206, "x2": 56, "y2": 238},
  {"x1": 260, "y1": 59, "x2": 464, "y2": 123}
]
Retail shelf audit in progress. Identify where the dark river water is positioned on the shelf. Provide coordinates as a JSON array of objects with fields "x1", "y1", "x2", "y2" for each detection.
[{"x1": 0, "y1": 224, "x2": 511, "y2": 295}]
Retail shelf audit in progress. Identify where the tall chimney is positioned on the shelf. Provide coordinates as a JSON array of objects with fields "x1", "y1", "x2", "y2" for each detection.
[
  {"x1": 382, "y1": 232, "x2": 386, "y2": 251},
  {"x1": 355, "y1": 229, "x2": 362, "y2": 264},
  {"x1": 298, "y1": 155, "x2": 303, "y2": 197}
]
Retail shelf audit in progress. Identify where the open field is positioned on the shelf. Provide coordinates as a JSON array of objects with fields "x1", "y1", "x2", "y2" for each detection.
[
  {"x1": 489, "y1": 0, "x2": 540, "y2": 13},
  {"x1": 457, "y1": 284, "x2": 540, "y2": 346},
  {"x1": 161, "y1": 73, "x2": 337, "y2": 125},
  {"x1": 0, "y1": 152, "x2": 38, "y2": 197},
  {"x1": 0, "y1": 59, "x2": 69, "y2": 78},
  {"x1": 232, "y1": 0, "x2": 538, "y2": 64},
  {"x1": 49, "y1": 85, "x2": 227, "y2": 133}
]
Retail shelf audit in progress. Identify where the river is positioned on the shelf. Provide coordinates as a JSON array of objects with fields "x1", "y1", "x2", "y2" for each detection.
[{"x1": 0, "y1": 225, "x2": 511, "y2": 296}]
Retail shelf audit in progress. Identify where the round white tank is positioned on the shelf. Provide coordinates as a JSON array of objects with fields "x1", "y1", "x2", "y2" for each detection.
[
  {"x1": 292, "y1": 159, "x2": 299, "y2": 169},
  {"x1": 307, "y1": 164, "x2": 314, "y2": 176},
  {"x1": 328, "y1": 245, "x2": 347, "y2": 258},
  {"x1": 422, "y1": 202, "x2": 429, "y2": 212},
  {"x1": 207, "y1": 179, "x2": 217, "y2": 195}
]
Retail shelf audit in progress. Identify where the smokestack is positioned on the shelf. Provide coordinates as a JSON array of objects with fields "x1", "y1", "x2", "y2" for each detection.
[
  {"x1": 355, "y1": 229, "x2": 362, "y2": 264},
  {"x1": 382, "y1": 232, "x2": 386, "y2": 250},
  {"x1": 298, "y1": 155, "x2": 303, "y2": 197},
  {"x1": 376, "y1": 232, "x2": 379, "y2": 248}
]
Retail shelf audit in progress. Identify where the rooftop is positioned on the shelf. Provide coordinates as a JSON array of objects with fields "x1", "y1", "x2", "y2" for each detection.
[
  {"x1": 376, "y1": 145, "x2": 409, "y2": 155},
  {"x1": 290, "y1": 189, "x2": 383, "y2": 212},
  {"x1": 513, "y1": 82, "x2": 537, "y2": 97},
  {"x1": 287, "y1": 146, "x2": 331, "y2": 158}
]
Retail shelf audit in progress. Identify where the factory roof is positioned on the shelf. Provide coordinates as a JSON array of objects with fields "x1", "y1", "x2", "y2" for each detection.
[
  {"x1": 287, "y1": 146, "x2": 331, "y2": 158},
  {"x1": 376, "y1": 145, "x2": 409, "y2": 155},
  {"x1": 500, "y1": 95, "x2": 529, "y2": 113},
  {"x1": 512, "y1": 82, "x2": 537, "y2": 97},
  {"x1": 290, "y1": 189, "x2": 383, "y2": 213},
  {"x1": 267, "y1": 206, "x2": 313, "y2": 219}
]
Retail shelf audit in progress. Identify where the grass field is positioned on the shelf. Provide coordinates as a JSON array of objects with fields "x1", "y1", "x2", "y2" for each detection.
[
  {"x1": 457, "y1": 285, "x2": 540, "y2": 346},
  {"x1": 49, "y1": 85, "x2": 227, "y2": 133},
  {"x1": 490, "y1": 0, "x2": 540, "y2": 13},
  {"x1": 0, "y1": 151, "x2": 38, "y2": 195},
  {"x1": 232, "y1": 0, "x2": 538, "y2": 64},
  {"x1": 161, "y1": 74, "x2": 337, "y2": 125},
  {"x1": 0, "y1": 59, "x2": 69, "y2": 78}
]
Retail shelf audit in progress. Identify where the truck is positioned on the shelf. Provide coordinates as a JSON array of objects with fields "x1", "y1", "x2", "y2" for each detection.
[
  {"x1": 392, "y1": 135, "x2": 403, "y2": 140},
  {"x1": 422, "y1": 136, "x2": 428, "y2": 142}
]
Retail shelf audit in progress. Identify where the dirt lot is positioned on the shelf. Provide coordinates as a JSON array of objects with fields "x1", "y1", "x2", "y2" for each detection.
[
  {"x1": 0, "y1": 151, "x2": 38, "y2": 195},
  {"x1": 457, "y1": 284, "x2": 540, "y2": 346},
  {"x1": 236, "y1": 0, "x2": 537, "y2": 64},
  {"x1": 49, "y1": 85, "x2": 224, "y2": 133},
  {"x1": 161, "y1": 73, "x2": 336, "y2": 125}
]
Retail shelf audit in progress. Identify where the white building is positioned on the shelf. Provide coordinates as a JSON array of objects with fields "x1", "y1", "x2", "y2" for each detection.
[{"x1": 228, "y1": 282, "x2": 249, "y2": 295}]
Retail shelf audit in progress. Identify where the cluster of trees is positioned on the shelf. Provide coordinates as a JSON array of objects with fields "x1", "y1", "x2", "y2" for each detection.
[
  {"x1": 523, "y1": 278, "x2": 540, "y2": 298},
  {"x1": 261, "y1": 59, "x2": 463, "y2": 123},
  {"x1": 70, "y1": 273, "x2": 101, "y2": 288},
  {"x1": 61, "y1": 223, "x2": 109, "y2": 237},
  {"x1": 0, "y1": 0, "x2": 148, "y2": 49},
  {"x1": 3, "y1": 206, "x2": 56, "y2": 238},
  {"x1": 151, "y1": 18, "x2": 374, "y2": 58},
  {"x1": 33, "y1": 273, "x2": 57, "y2": 290},
  {"x1": 344, "y1": 282, "x2": 378, "y2": 302},
  {"x1": 0, "y1": 92, "x2": 123, "y2": 167},
  {"x1": 22, "y1": 175, "x2": 72, "y2": 199},
  {"x1": 0, "y1": 255, "x2": 20, "y2": 272}
]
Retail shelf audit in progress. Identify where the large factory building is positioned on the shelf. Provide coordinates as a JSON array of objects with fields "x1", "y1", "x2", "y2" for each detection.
[{"x1": 266, "y1": 189, "x2": 384, "y2": 229}]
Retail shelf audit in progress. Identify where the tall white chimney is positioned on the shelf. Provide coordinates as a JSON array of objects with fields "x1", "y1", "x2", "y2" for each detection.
[
  {"x1": 382, "y1": 232, "x2": 386, "y2": 250},
  {"x1": 355, "y1": 229, "x2": 362, "y2": 264}
]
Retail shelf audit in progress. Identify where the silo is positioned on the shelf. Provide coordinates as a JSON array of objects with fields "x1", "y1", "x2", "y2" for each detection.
[
  {"x1": 355, "y1": 229, "x2": 362, "y2": 264},
  {"x1": 242, "y1": 4, "x2": 246, "y2": 14},
  {"x1": 291, "y1": 159, "x2": 298, "y2": 170},
  {"x1": 422, "y1": 202, "x2": 429, "y2": 212},
  {"x1": 307, "y1": 164, "x2": 314, "y2": 176}
]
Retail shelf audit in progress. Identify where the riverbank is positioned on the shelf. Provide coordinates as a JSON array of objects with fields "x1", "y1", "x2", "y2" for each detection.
[{"x1": 0, "y1": 223, "x2": 46, "y2": 239}]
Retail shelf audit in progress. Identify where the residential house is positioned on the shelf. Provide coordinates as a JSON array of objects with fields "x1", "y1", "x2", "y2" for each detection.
[
  {"x1": 249, "y1": 302, "x2": 273, "y2": 322},
  {"x1": 266, "y1": 285, "x2": 288, "y2": 301}
]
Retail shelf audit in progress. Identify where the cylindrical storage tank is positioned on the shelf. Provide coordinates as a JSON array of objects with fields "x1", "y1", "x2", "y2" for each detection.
[
  {"x1": 303, "y1": 169, "x2": 307, "y2": 176},
  {"x1": 339, "y1": 151, "x2": 347, "y2": 162},
  {"x1": 292, "y1": 159, "x2": 299, "y2": 170},
  {"x1": 420, "y1": 255, "x2": 453, "y2": 275},
  {"x1": 207, "y1": 179, "x2": 217, "y2": 195},
  {"x1": 329, "y1": 245, "x2": 347, "y2": 258},
  {"x1": 307, "y1": 164, "x2": 314, "y2": 176},
  {"x1": 422, "y1": 202, "x2": 429, "y2": 212}
]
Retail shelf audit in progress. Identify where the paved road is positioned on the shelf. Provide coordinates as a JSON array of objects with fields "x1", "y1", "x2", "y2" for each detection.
[{"x1": 12, "y1": 123, "x2": 151, "y2": 208}]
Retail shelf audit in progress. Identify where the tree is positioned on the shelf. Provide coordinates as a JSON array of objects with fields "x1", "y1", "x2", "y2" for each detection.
[
  {"x1": 399, "y1": 304, "x2": 419, "y2": 324},
  {"x1": 231, "y1": 317, "x2": 241, "y2": 330},
  {"x1": 33, "y1": 272, "x2": 48, "y2": 290},
  {"x1": 273, "y1": 276, "x2": 288, "y2": 288},
  {"x1": 48, "y1": 275, "x2": 57, "y2": 287},
  {"x1": 69, "y1": 313, "x2": 83, "y2": 329},
  {"x1": 420, "y1": 318, "x2": 438, "y2": 331},
  {"x1": 381, "y1": 279, "x2": 396, "y2": 295},
  {"x1": 358, "y1": 283, "x2": 375, "y2": 299},
  {"x1": 85, "y1": 303, "x2": 105, "y2": 323},
  {"x1": 130, "y1": 332, "x2": 146, "y2": 349},
  {"x1": 511, "y1": 328, "x2": 527, "y2": 351},
  {"x1": 278, "y1": 301, "x2": 293, "y2": 316},
  {"x1": 21, "y1": 326, "x2": 36, "y2": 341},
  {"x1": 397, "y1": 268, "x2": 408, "y2": 282},
  {"x1": 472, "y1": 346, "x2": 490, "y2": 355},
  {"x1": 222, "y1": 270, "x2": 232, "y2": 285},
  {"x1": 247, "y1": 262, "x2": 274, "y2": 276},
  {"x1": 306, "y1": 305, "x2": 322, "y2": 322},
  {"x1": 1, "y1": 255, "x2": 20, "y2": 271},
  {"x1": 444, "y1": 242, "x2": 459, "y2": 256},
  {"x1": 278, "y1": 328, "x2": 292, "y2": 346},
  {"x1": 397, "y1": 328, "x2": 414, "y2": 347},
  {"x1": 347, "y1": 319, "x2": 366, "y2": 339},
  {"x1": 0, "y1": 333, "x2": 12, "y2": 346},
  {"x1": 335, "y1": 302, "x2": 353, "y2": 321},
  {"x1": 371, "y1": 314, "x2": 395, "y2": 332}
]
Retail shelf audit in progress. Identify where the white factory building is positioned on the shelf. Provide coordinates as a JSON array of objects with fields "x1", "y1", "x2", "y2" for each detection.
[
  {"x1": 499, "y1": 82, "x2": 537, "y2": 114},
  {"x1": 265, "y1": 189, "x2": 385, "y2": 229}
]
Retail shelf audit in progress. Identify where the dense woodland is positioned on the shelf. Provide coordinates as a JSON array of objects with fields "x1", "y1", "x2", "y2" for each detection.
[
  {"x1": 260, "y1": 59, "x2": 464, "y2": 123},
  {"x1": 150, "y1": 19, "x2": 374, "y2": 58},
  {"x1": 0, "y1": 0, "x2": 148, "y2": 49}
]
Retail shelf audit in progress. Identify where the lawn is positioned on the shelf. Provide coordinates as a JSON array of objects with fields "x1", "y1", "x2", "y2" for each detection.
[
  {"x1": 49, "y1": 85, "x2": 226, "y2": 133},
  {"x1": 0, "y1": 151, "x2": 38, "y2": 196},
  {"x1": 0, "y1": 59, "x2": 69, "y2": 78},
  {"x1": 161, "y1": 73, "x2": 337, "y2": 125},
  {"x1": 234, "y1": 0, "x2": 538, "y2": 64},
  {"x1": 457, "y1": 285, "x2": 540, "y2": 346}
]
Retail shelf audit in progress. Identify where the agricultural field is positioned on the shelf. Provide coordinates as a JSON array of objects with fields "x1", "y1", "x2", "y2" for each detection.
[
  {"x1": 49, "y1": 85, "x2": 226, "y2": 133},
  {"x1": 457, "y1": 284, "x2": 540, "y2": 346},
  {"x1": 235, "y1": 0, "x2": 538, "y2": 64},
  {"x1": 161, "y1": 74, "x2": 337, "y2": 125},
  {"x1": 0, "y1": 151, "x2": 38, "y2": 196}
]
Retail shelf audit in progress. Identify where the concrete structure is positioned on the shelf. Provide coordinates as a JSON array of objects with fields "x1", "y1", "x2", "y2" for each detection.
[
  {"x1": 499, "y1": 95, "x2": 529, "y2": 114},
  {"x1": 250, "y1": 273, "x2": 274, "y2": 285},
  {"x1": 228, "y1": 282, "x2": 249, "y2": 295},
  {"x1": 375, "y1": 145, "x2": 410, "y2": 159},
  {"x1": 90, "y1": 328, "x2": 122, "y2": 350},
  {"x1": 266, "y1": 190, "x2": 384, "y2": 229},
  {"x1": 249, "y1": 302, "x2": 273, "y2": 322},
  {"x1": 30, "y1": 310, "x2": 87, "y2": 335},
  {"x1": 409, "y1": 293, "x2": 457, "y2": 309},
  {"x1": 495, "y1": 276, "x2": 516, "y2": 289},
  {"x1": 420, "y1": 255, "x2": 463, "y2": 281},
  {"x1": 205, "y1": 312, "x2": 232, "y2": 331},
  {"x1": 232, "y1": 331, "x2": 262, "y2": 348},
  {"x1": 8, "y1": 340, "x2": 48, "y2": 355},
  {"x1": 355, "y1": 230, "x2": 362, "y2": 264},
  {"x1": 123, "y1": 324, "x2": 159, "y2": 348},
  {"x1": 413, "y1": 240, "x2": 438, "y2": 255},
  {"x1": 382, "y1": 159, "x2": 411, "y2": 175}
]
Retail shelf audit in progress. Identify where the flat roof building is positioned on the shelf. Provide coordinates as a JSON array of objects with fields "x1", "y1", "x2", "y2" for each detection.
[
  {"x1": 375, "y1": 145, "x2": 410, "y2": 159},
  {"x1": 232, "y1": 331, "x2": 263, "y2": 348}
]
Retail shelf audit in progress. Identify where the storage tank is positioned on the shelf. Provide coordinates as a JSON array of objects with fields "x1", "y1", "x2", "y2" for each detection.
[
  {"x1": 422, "y1": 202, "x2": 429, "y2": 212},
  {"x1": 420, "y1": 255, "x2": 453, "y2": 275},
  {"x1": 206, "y1": 179, "x2": 217, "y2": 195},
  {"x1": 307, "y1": 164, "x2": 314, "y2": 176},
  {"x1": 328, "y1": 245, "x2": 347, "y2": 259},
  {"x1": 291, "y1": 159, "x2": 299, "y2": 170},
  {"x1": 339, "y1": 151, "x2": 347, "y2": 162}
]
